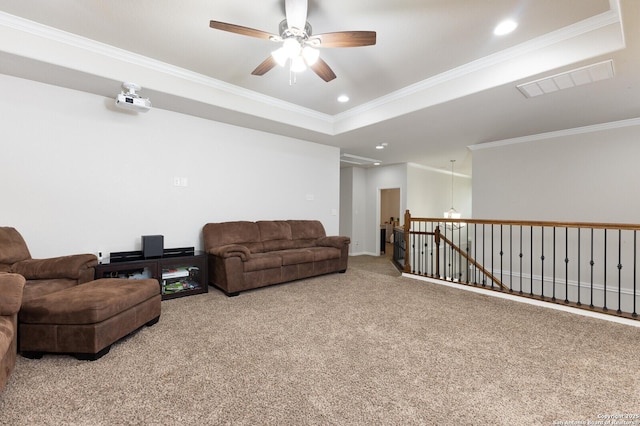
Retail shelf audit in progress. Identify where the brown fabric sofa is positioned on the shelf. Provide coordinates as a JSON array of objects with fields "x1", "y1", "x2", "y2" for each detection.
[
  {"x1": 0, "y1": 273, "x2": 25, "y2": 393},
  {"x1": 203, "y1": 220, "x2": 350, "y2": 296},
  {"x1": 0, "y1": 227, "x2": 97, "y2": 304}
]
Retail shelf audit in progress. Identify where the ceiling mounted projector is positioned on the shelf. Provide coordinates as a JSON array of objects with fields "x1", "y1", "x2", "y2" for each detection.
[{"x1": 115, "y1": 82, "x2": 151, "y2": 112}]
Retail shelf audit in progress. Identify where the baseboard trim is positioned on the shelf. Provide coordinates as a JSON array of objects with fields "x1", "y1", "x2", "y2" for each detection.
[{"x1": 403, "y1": 273, "x2": 640, "y2": 329}]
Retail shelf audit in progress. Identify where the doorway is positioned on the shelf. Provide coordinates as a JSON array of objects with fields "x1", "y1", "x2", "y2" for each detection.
[{"x1": 379, "y1": 188, "x2": 400, "y2": 256}]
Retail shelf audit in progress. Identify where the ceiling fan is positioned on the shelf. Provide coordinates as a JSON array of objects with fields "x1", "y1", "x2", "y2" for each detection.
[{"x1": 209, "y1": 0, "x2": 376, "y2": 82}]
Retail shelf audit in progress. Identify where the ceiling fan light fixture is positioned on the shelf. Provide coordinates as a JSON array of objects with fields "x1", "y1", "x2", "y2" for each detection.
[
  {"x1": 271, "y1": 47, "x2": 289, "y2": 67},
  {"x1": 301, "y1": 46, "x2": 319, "y2": 66},
  {"x1": 282, "y1": 38, "x2": 302, "y2": 58},
  {"x1": 290, "y1": 55, "x2": 307, "y2": 73}
]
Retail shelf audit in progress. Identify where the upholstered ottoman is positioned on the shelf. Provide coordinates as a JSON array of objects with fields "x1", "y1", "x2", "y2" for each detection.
[{"x1": 19, "y1": 278, "x2": 161, "y2": 360}]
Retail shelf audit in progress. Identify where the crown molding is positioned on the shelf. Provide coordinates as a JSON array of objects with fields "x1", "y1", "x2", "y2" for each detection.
[{"x1": 468, "y1": 117, "x2": 640, "y2": 151}]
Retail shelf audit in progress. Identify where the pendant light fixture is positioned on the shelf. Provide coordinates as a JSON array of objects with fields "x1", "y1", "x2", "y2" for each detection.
[{"x1": 444, "y1": 160, "x2": 461, "y2": 219}]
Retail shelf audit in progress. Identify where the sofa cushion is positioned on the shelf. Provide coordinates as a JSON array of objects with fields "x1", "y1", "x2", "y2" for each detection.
[
  {"x1": 307, "y1": 247, "x2": 341, "y2": 261},
  {"x1": 287, "y1": 220, "x2": 327, "y2": 248},
  {"x1": 0, "y1": 227, "x2": 31, "y2": 265},
  {"x1": 21, "y1": 278, "x2": 77, "y2": 304},
  {"x1": 258, "y1": 221, "x2": 299, "y2": 251},
  {"x1": 257, "y1": 221, "x2": 292, "y2": 241},
  {"x1": 243, "y1": 253, "x2": 283, "y2": 272},
  {"x1": 19, "y1": 279, "x2": 159, "y2": 325},
  {"x1": 203, "y1": 221, "x2": 264, "y2": 253},
  {"x1": 288, "y1": 220, "x2": 326, "y2": 240},
  {"x1": 279, "y1": 249, "x2": 315, "y2": 266}
]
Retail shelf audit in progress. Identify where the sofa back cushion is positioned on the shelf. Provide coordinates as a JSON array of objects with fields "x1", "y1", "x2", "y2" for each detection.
[
  {"x1": 288, "y1": 220, "x2": 327, "y2": 248},
  {"x1": 203, "y1": 221, "x2": 264, "y2": 253},
  {"x1": 257, "y1": 221, "x2": 298, "y2": 251},
  {"x1": 0, "y1": 227, "x2": 31, "y2": 266}
]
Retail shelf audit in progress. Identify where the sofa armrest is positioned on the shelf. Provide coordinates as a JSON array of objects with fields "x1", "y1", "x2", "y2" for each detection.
[
  {"x1": 208, "y1": 244, "x2": 251, "y2": 261},
  {"x1": 316, "y1": 236, "x2": 351, "y2": 249},
  {"x1": 11, "y1": 254, "x2": 98, "y2": 280},
  {"x1": 0, "y1": 273, "x2": 25, "y2": 316}
]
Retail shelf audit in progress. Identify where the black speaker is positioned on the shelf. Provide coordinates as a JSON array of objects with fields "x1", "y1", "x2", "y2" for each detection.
[{"x1": 142, "y1": 235, "x2": 164, "y2": 258}]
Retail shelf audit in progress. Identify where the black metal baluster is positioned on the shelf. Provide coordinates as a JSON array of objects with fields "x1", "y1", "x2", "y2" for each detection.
[
  {"x1": 552, "y1": 227, "x2": 556, "y2": 301},
  {"x1": 465, "y1": 223, "x2": 470, "y2": 284},
  {"x1": 604, "y1": 229, "x2": 608, "y2": 311},
  {"x1": 565, "y1": 227, "x2": 569, "y2": 304},
  {"x1": 509, "y1": 225, "x2": 513, "y2": 292},
  {"x1": 530, "y1": 226, "x2": 534, "y2": 296},
  {"x1": 577, "y1": 228, "x2": 581, "y2": 306},
  {"x1": 634, "y1": 230, "x2": 638, "y2": 317},
  {"x1": 617, "y1": 229, "x2": 622, "y2": 315},
  {"x1": 519, "y1": 226, "x2": 523, "y2": 294},
  {"x1": 412, "y1": 222, "x2": 416, "y2": 274},
  {"x1": 590, "y1": 228, "x2": 594, "y2": 309},
  {"x1": 450, "y1": 224, "x2": 454, "y2": 281},
  {"x1": 500, "y1": 225, "x2": 504, "y2": 290},
  {"x1": 474, "y1": 223, "x2": 478, "y2": 285},
  {"x1": 491, "y1": 224, "x2": 495, "y2": 289},
  {"x1": 540, "y1": 226, "x2": 545, "y2": 299},
  {"x1": 423, "y1": 222, "x2": 427, "y2": 276},
  {"x1": 482, "y1": 224, "x2": 486, "y2": 286},
  {"x1": 443, "y1": 222, "x2": 447, "y2": 280},
  {"x1": 429, "y1": 222, "x2": 434, "y2": 277}
]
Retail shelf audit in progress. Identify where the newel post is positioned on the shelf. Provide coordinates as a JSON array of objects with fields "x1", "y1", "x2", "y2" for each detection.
[{"x1": 403, "y1": 209, "x2": 411, "y2": 273}]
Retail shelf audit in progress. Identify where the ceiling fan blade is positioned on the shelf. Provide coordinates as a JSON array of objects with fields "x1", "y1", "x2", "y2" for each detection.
[
  {"x1": 313, "y1": 31, "x2": 377, "y2": 48},
  {"x1": 209, "y1": 21, "x2": 276, "y2": 40},
  {"x1": 310, "y1": 58, "x2": 336, "y2": 82},
  {"x1": 251, "y1": 56, "x2": 278, "y2": 76},
  {"x1": 285, "y1": 0, "x2": 308, "y2": 30}
]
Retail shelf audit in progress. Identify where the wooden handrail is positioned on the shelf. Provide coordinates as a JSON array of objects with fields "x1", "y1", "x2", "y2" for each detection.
[
  {"x1": 435, "y1": 227, "x2": 507, "y2": 291},
  {"x1": 409, "y1": 217, "x2": 640, "y2": 231}
]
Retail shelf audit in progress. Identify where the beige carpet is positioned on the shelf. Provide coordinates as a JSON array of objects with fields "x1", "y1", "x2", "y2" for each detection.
[{"x1": 1, "y1": 255, "x2": 639, "y2": 425}]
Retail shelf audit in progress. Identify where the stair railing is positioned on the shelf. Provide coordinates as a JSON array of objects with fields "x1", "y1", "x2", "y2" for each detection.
[{"x1": 397, "y1": 210, "x2": 640, "y2": 320}]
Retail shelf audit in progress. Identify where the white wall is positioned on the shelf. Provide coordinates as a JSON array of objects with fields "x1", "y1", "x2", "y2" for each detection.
[
  {"x1": 340, "y1": 167, "x2": 367, "y2": 255},
  {"x1": 407, "y1": 163, "x2": 472, "y2": 219},
  {"x1": 471, "y1": 120, "x2": 640, "y2": 223},
  {"x1": 0, "y1": 75, "x2": 340, "y2": 259},
  {"x1": 339, "y1": 168, "x2": 353, "y2": 238}
]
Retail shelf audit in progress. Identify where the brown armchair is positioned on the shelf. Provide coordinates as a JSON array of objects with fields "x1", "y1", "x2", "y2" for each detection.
[
  {"x1": 0, "y1": 227, "x2": 98, "y2": 303},
  {"x1": 0, "y1": 273, "x2": 25, "y2": 392}
]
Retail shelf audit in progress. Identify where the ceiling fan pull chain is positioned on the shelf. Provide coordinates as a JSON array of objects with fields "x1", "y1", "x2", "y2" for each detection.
[{"x1": 289, "y1": 66, "x2": 298, "y2": 86}]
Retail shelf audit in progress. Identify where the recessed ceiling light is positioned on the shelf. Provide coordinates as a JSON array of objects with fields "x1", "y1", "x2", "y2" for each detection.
[
  {"x1": 373, "y1": 162, "x2": 381, "y2": 166},
  {"x1": 494, "y1": 19, "x2": 518, "y2": 36},
  {"x1": 375, "y1": 143, "x2": 388, "y2": 150},
  {"x1": 337, "y1": 95, "x2": 349, "y2": 103}
]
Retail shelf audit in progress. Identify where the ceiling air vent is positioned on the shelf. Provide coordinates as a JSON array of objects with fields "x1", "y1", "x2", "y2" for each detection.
[{"x1": 517, "y1": 59, "x2": 614, "y2": 98}]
